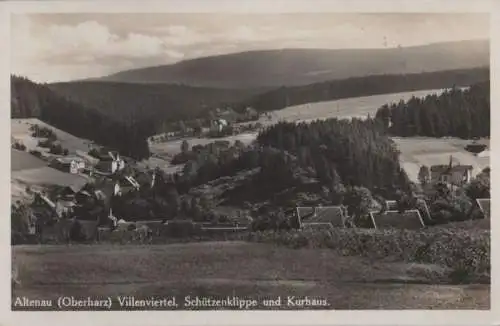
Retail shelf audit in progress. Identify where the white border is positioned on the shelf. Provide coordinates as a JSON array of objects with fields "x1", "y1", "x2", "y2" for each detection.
[
  {"x1": 1, "y1": 1, "x2": 498, "y2": 326},
  {"x1": 297, "y1": 206, "x2": 346, "y2": 228}
]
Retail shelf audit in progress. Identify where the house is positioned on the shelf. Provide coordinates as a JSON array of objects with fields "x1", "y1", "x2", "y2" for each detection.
[
  {"x1": 93, "y1": 151, "x2": 125, "y2": 175},
  {"x1": 211, "y1": 119, "x2": 229, "y2": 132},
  {"x1": 75, "y1": 150, "x2": 99, "y2": 166},
  {"x1": 113, "y1": 175, "x2": 140, "y2": 196},
  {"x1": 429, "y1": 156, "x2": 473, "y2": 186},
  {"x1": 296, "y1": 206, "x2": 347, "y2": 228},
  {"x1": 369, "y1": 210, "x2": 425, "y2": 230},
  {"x1": 50, "y1": 157, "x2": 86, "y2": 174}
]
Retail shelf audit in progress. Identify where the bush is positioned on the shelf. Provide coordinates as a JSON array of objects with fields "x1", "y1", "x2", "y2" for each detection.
[
  {"x1": 246, "y1": 227, "x2": 490, "y2": 282},
  {"x1": 12, "y1": 142, "x2": 26, "y2": 151},
  {"x1": 29, "y1": 150, "x2": 42, "y2": 158},
  {"x1": 37, "y1": 139, "x2": 53, "y2": 148},
  {"x1": 30, "y1": 124, "x2": 57, "y2": 140},
  {"x1": 159, "y1": 220, "x2": 201, "y2": 238},
  {"x1": 49, "y1": 143, "x2": 64, "y2": 155},
  {"x1": 69, "y1": 220, "x2": 86, "y2": 242}
]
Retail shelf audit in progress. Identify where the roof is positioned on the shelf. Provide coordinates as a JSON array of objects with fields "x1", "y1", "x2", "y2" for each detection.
[
  {"x1": 369, "y1": 209, "x2": 425, "y2": 230},
  {"x1": 56, "y1": 156, "x2": 85, "y2": 164},
  {"x1": 296, "y1": 206, "x2": 346, "y2": 228},
  {"x1": 430, "y1": 165, "x2": 473, "y2": 174},
  {"x1": 476, "y1": 198, "x2": 490, "y2": 219},
  {"x1": 302, "y1": 223, "x2": 335, "y2": 231}
]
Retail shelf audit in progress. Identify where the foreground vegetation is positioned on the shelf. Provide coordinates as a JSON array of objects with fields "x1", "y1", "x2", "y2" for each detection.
[{"x1": 12, "y1": 241, "x2": 490, "y2": 310}]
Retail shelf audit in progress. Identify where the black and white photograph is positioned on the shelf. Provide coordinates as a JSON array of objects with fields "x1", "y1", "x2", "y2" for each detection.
[{"x1": 7, "y1": 1, "x2": 493, "y2": 316}]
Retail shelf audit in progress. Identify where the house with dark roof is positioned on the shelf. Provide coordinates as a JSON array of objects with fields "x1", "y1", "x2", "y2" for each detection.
[
  {"x1": 296, "y1": 206, "x2": 347, "y2": 228},
  {"x1": 430, "y1": 157, "x2": 473, "y2": 186},
  {"x1": 369, "y1": 209, "x2": 425, "y2": 230}
]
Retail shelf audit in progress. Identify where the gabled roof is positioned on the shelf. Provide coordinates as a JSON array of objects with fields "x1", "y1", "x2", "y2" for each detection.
[
  {"x1": 296, "y1": 206, "x2": 346, "y2": 228},
  {"x1": 476, "y1": 198, "x2": 490, "y2": 219},
  {"x1": 369, "y1": 209, "x2": 425, "y2": 230},
  {"x1": 430, "y1": 165, "x2": 473, "y2": 174}
]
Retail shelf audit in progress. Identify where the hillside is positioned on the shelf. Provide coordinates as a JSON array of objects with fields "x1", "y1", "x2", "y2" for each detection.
[
  {"x1": 96, "y1": 40, "x2": 489, "y2": 88},
  {"x1": 48, "y1": 82, "x2": 264, "y2": 124},
  {"x1": 243, "y1": 67, "x2": 489, "y2": 112},
  {"x1": 11, "y1": 76, "x2": 150, "y2": 160},
  {"x1": 48, "y1": 68, "x2": 488, "y2": 135}
]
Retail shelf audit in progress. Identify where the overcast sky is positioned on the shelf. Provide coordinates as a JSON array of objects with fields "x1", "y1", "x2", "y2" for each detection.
[{"x1": 11, "y1": 13, "x2": 489, "y2": 83}]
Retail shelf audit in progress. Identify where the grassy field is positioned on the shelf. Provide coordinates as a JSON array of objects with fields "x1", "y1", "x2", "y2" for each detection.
[
  {"x1": 11, "y1": 149, "x2": 46, "y2": 172},
  {"x1": 252, "y1": 88, "x2": 455, "y2": 127},
  {"x1": 149, "y1": 89, "x2": 462, "y2": 162},
  {"x1": 11, "y1": 118, "x2": 90, "y2": 154},
  {"x1": 12, "y1": 241, "x2": 489, "y2": 310},
  {"x1": 11, "y1": 148, "x2": 90, "y2": 202},
  {"x1": 392, "y1": 137, "x2": 490, "y2": 182}
]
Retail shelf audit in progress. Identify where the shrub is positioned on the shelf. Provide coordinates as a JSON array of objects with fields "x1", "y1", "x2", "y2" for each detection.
[
  {"x1": 246, "y1": 227, "x2": 490, "y2": 282},
  {"x1": 69, "y1": 220, "x2": 86, "y2": 242},
  {"x1": 37, "y1": 139, "x2": 53, "y2": 148},
  {"x1": 160, "y1": 220, "x2": 201, "y2": 238},
  {"x1": 12, "y1": 142, "x2": 26, "y2": 151},
  {"x1": 30, "y1": 125, "x2": 57, "y2": 140},
  {"x1": 29, "y1": 150, "x2": 42, "y2": 158},
  {"x1": 49, "y1": 143, "x2": 65, "y2": 155}
]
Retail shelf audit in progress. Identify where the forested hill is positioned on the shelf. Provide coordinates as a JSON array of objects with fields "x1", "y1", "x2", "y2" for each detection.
[
  {"x1": 48, "y1": 81, "x2": 265, "y2": 124},
  {"x1": 11, "y1": 76, "x2": 150, "y2": 160},
  {"x1": 375, "y1": 80, "x2": 490, "y2": 138},
  {"x1": 97, "y1": 40, "x2": 489, "y2": 88},
  {"x1": 241, "y1": 67, "x2": 489, "y2": 112}
]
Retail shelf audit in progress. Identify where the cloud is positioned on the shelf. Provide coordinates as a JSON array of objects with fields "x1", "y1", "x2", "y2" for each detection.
[
  {"x1": 11, "y1": 13, "x2": 489, "y2": 83},
  {"x1": 11, "y1": 18, "x2": 186, "y2": 81}
]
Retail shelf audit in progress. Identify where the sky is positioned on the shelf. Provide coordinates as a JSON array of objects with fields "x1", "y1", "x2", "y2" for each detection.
[{"x1": 11, "y1": 13, "x2": 489, "y2": 83}]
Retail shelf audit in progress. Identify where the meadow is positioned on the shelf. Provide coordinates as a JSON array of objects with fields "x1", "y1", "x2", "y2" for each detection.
[
  {"x1": 12, "y1": 240, "x2": 489, "y2": 310},
  {"x1": 393, "y1": 137, "x2": 490, "y2": 182},
  {"x1": 11, "y1": 118, "x2": 90, "y2": 154}
]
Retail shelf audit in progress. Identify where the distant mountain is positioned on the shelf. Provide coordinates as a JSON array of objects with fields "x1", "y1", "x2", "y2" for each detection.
[
  {"x1": 242, "y1": 67, "x2": 490, "y2": 112},
  {"x1": 95, "y1": 40, "x2": 489, "y2": 88}
]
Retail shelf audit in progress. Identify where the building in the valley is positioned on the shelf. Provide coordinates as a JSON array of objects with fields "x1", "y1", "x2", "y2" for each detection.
[
  {"x1": 211, "y1": 119, "x2": 229, "y2": 132},
  {"x1": 50, "y1": 156, "x2": 86, "y2": 174},
  {"x1": 429, "y1": 155, "x2": 473, "y2": 186},
  {"x1": 93, "y1": 151, "x2": 126, "y2": 175}
]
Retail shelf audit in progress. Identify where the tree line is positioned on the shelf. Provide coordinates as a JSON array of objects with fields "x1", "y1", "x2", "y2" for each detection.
[
  {"x1": 243, "y1": 67, "x2": 489, "y2": 112},
  {"x1": 11, "y1": 75, "x2": 150, "y2": 160},
  {"x1": 375, "y1": 81, "x2": 490, "y2": 138}
]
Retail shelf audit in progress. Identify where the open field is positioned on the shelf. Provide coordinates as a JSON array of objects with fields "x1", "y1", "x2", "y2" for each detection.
[
  {"x1": 149, "y1": 132, "x2": 257, "y2": 158},
  {"x1": 11, "y1": 149, "x2": 46, "y2": 172},
  {"x1": 393, "y1": 137, "x2": 490, "y2": 182},
  {"x1": 12, "y1": 242, "x2": 489, "y2": 310},
  {"x1": 150, "y1": 89, "x2": 462, "y2": 160},
  {"x1": 11, "y1": 118, "x2": 90, "y2": 154},
  {"x1": 250, "y1": 88, "x2": 460, "y2": 127},
  {"x1": 11, "y1": 148, "x2": 90, "y2": 201}
]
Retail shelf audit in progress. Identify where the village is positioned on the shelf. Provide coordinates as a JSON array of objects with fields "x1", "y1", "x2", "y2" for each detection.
[{"x1": 11, "y1": 115, "x2": 491, "y2": 246}]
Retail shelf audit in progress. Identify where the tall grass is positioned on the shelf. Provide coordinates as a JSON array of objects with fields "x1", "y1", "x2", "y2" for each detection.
[{"x1": 245, "y1": 227, "x2": 490, "y2": 282}]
